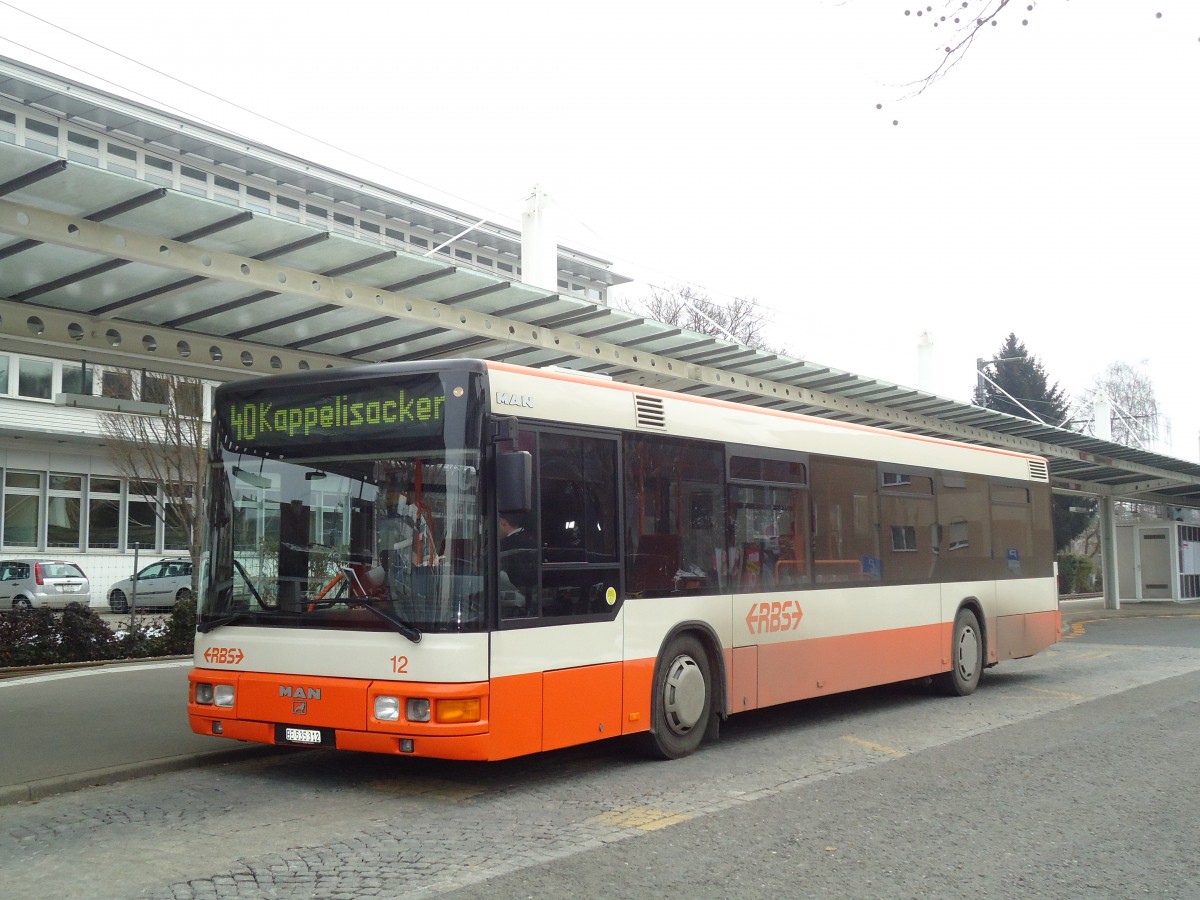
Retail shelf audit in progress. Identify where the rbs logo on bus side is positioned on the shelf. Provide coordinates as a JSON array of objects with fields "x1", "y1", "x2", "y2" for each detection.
[{"x1": 745, "y1": 599, "x2": 803, "y2": 635}]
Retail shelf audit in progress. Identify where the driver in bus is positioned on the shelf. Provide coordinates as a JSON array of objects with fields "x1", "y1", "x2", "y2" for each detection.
[{"x1": 498, "y1": 511, "x2": 537, "y2": 613}]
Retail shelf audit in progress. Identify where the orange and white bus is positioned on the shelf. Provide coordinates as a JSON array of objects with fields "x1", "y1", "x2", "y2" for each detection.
[{"x1": 189, "y1": 359, "x2": 1059, "y2": 760}]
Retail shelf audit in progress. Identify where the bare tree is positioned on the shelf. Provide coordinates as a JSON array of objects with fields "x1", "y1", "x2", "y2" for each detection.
[
  {"x1": 896, "y1": 2, "x2": 1173, "y2": 94},
  {"x1": 615, "y1": 285, "x2": 787, "y2": 355},
  {"x1": 1077, "y1": 361, "x2": 1162, "y2": 451},
  {"x1": 98, "y1": 370, "x2": 207, "y2": 586}
]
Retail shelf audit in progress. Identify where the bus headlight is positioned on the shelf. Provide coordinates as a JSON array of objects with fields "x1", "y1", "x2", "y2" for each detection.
[
  {"x1": 437, "y1": 698, "x2": 481, "y2": 724},
  {"x1": 375, "y1": 696, "x2": 400, "y2": 721},
  {"x1": 214, "y1": 685, "x2": 235, "y2": 707},
  {"x1": 195, "y1": 683, "x2": 214, "y2": 705},
  {"x1": 406, "y1": 698, "x2": 431, "y2": 722}
]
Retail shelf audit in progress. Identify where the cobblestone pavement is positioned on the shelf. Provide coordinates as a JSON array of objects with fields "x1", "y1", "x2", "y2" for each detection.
[{"x1": 4, "y1": 626, "x2": 1200, "y2": 899}]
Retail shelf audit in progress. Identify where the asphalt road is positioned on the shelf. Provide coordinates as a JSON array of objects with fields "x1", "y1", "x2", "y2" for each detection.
[
  {"x1": 2, "y1": 604, "x2": 1199, "y2": 899},
  {"x1": 0, "y1": 660, "x2": 269, "y2": 805}
]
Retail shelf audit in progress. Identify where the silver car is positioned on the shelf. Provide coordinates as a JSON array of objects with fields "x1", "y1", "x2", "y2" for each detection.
[
  {"x1": 0, "y1": 559, "x2": 92, "y2": 611},
  {"x1": 108, "y1": 558, "x2": 194, "y2": 612}
]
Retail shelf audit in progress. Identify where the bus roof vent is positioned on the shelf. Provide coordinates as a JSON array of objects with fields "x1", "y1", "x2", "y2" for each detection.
[
  {"x1": 634, "y1": 395, "x2": 667, "y2": 430},
  {"x1": 1027, "y1": 459, "x2": 1050, "y2": 482}
]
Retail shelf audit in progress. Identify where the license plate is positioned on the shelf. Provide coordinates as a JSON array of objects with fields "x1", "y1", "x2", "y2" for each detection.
[
  {"x1": 64, "y1": 584, "x2": 80, "y2": 592},
  {"x1": 284, "y1": 728, "x2": 322, "y2": 744}
]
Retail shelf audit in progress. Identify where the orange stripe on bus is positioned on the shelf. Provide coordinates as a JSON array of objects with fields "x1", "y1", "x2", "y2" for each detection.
[
  {"x1": 235, "y1": 672, "x2": 368, "y2": 730},
  {"x1": 488, "y1": 672, "x2": 542, "y2": 760},
  {"x1": 542, "y1": 662, "x2": 623, "y2": 751},
  {"x1": 754, "y1": 624, "x2": 943, "y2": 707},
  {"x1": 622, "y1": 657, "x2": 655, "y2": 735},
  {"x1": 731, "y1": 645, "x2": 759, "y2": 712}
]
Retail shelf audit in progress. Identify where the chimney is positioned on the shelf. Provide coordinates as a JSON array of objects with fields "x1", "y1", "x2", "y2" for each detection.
[
  {"x1": 520, "y1": 186, "x2": 558, "y2": 293},
  {"x1": 917, "y1": 330, "x2": 934, "y2": 392}
]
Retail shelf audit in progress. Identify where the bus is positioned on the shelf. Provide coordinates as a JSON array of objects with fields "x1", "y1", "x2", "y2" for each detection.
[{"x1": 189, "y1": 358, "x2": 1060, "y2": 760}]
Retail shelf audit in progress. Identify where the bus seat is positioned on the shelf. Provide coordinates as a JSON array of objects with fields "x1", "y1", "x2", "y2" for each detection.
[{"x1": 628, "y1": 534, "x2": 680, "y2": 595}]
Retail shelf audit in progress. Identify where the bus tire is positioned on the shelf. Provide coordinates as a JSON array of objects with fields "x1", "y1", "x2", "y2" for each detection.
[
  {"x1": 642, "y1": 634, "x2": 712, "y2": 760},
  {"x1": 934, "y1": 607, "x2": 983, "y2": 696}
]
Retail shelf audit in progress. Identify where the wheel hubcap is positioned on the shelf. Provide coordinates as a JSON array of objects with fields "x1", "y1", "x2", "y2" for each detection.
[
  {"x1": 956, "y1": 626, "x2": 980, "y2": 680},
  {"x1": 662, "y1": 655, "x2": 705, "y2": 734}
]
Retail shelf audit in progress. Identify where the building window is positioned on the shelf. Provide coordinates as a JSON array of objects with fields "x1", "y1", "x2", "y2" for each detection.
[
  {"x1": 276, "y1": 195, "x2": 300, "y2": 222},
  {"x1": 246, "y1": 186, "x2": 271, "y2": 213},
  {"x1": 891, "y1": 525, "x2": 918, "y2": 552},
  {"x1": 24, "y1": 117, "x2": 59, "y2": 154},
  {"x1": 88, "y1": 477, "x2": 122, "y2": 549},
  {"x1": 106, "y1": 143, "x2": 137, "y2": 176},
  {"x1": 0, "y1": 354, "x2": 9, "y2": 394},
  {"x1": 181, "y1": 165, "x2": 209, "y2": 197},
  {"x1": 62, "y1": 362, "x2": 95, "y2": 395},
  {"x1": 164, "y1": 483, "x2": 193, "y2": 551},
  {"x1": 144, "y1": 155, "x2": 174, "y2": 187},
  {"x1": 3, "y1": 471, "x2": 42, "y2": 547},
  {"x1": 127, "y1": 480, "x2": 158, "y2": 550},
  {"x1": 143, "y1": 372, "x2": 169, "y2": 405},
  {"x1": 16, "y1": 358, "x2": 52, "y2": 400},
  {"x1": 176, "y1": 380, "x2": 203, "y2": 417},
  {"x1": 47, "y1": 474, "x2": 83, "y2": 549},
  {"x1": 102, "y1": 370, "x2": 134, "y2": 400}
]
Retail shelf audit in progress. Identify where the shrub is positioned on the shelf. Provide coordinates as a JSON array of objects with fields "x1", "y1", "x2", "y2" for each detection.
[
  {"x1": 157, "y1": 595, "x2": 198, "y2": 656},
  {"x1": 0, "y1": 607, "x2": 59, "y2": 667},
  {"x1": 1057, "y1": 553, "x2": 1098, "y2": 594},
  {"x1": 59, "y1": 602, "x2": 120, "y2": 662},
  {"x1": 0, "y1": 602, "x2": 194, "y2": 668}
]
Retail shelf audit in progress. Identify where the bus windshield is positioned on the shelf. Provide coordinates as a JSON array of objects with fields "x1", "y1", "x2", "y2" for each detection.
[{"x1": 199, "y1": 364, "x2": 487, "y2": 635}]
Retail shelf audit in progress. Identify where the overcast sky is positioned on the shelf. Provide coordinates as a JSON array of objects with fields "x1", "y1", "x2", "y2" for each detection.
[{"x1": 3, "y1": 0, "x2": 1198, "y2": 460}]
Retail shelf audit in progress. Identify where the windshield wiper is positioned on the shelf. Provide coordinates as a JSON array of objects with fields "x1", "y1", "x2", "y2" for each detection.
[
  {"x1": 232, "y1": 559, "x2": 272, "y2": 608},
  {"x1": 308, "y1": 597, "x2": 422, "y2": 644}
]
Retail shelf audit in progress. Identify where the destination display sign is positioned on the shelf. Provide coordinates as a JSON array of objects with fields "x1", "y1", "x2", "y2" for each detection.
[{"x1": 217, "y1": 375, "x2": 449, "y2": 454}]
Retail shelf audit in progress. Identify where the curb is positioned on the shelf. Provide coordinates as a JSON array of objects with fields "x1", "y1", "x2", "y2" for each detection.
[
  {"x1": 1059, "y1": 598, "x2": 1200, "y2": 634},
  {"x1": 0, "y1": 745, "x2": 285, "y2": 808}
]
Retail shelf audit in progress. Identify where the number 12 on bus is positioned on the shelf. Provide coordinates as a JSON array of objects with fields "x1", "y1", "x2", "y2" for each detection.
[{"x1": 189, "y1": 359, "x2": 1059, "y2": 760}]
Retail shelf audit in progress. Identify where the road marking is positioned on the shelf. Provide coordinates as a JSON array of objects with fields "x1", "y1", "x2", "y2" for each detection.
[
  {"x1": 1025, "y1": 687, "x2": 1090, "y2": 702},
  {"x1": 1065, "y1": 613, "x2": 1200, "y2": 639},
  {"x1": 0, "y1": 660, "x2": 190, "y2": 688},
  {"x1": 843, "y1": 735, "x2": 906, "y2": 758},
  {"x1": 1064, "y1": 650, "x2": 1116, "y2": 662},
  {"x1": 591, "y1": 805, "x2": 692, "y2": 831}
]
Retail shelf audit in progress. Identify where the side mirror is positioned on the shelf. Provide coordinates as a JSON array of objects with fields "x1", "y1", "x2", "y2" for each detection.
[{"x1": 497, "y1": 451, "x2": 532, "y2": 513}]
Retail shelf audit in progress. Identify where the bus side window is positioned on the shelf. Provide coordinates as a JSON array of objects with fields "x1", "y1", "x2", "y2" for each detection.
[
  {"x1": 538, "y1": 432, "x2": 619, "y2": 617},
  {"x1": 623, "y1": 434, "x2": 725, "y2": 597}
]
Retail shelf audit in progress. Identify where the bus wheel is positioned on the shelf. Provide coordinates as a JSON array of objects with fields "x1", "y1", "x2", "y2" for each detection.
[
  {"x1": 934, "y1": 608, "x2": 983, "y2": 696},
  {"x1": 643, "y1": 634, "x2": 712, "y2": 760}
]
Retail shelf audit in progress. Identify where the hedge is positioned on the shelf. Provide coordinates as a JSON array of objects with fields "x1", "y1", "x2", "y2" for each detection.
[{"x1": 0, "y1": 600, "x2": 195, "y2": 668}]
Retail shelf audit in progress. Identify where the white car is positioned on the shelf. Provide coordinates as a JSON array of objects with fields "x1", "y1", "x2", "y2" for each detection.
[
  {"x1": 0, "y1": 559, "x2": 92, "y2": 611},
  {"x1": 108, "y1": 558, "x2": 194, "y2": 612}
]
